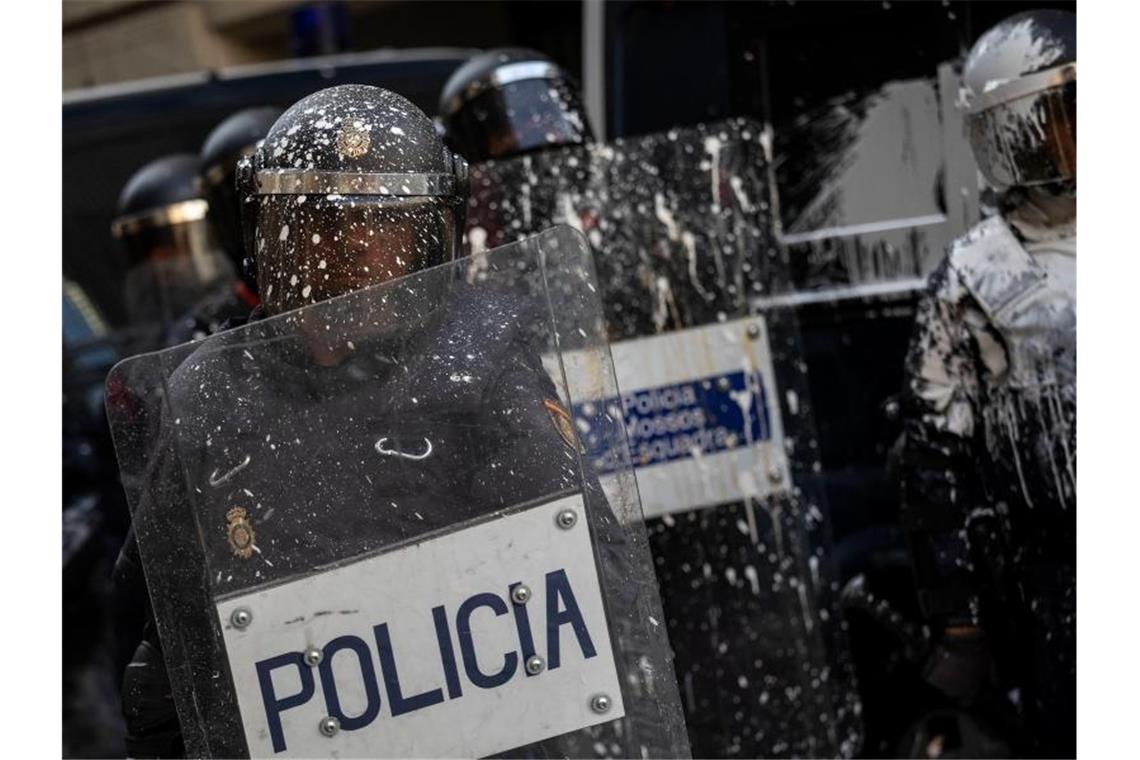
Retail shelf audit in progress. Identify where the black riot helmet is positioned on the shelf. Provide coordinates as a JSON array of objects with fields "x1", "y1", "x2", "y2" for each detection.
[
  {"x1": 960, "y1": 10, "x2": 1076, "y2": 191},
  {"x1": 199, "y1": 107, "x2": 282, "y2": 292},
  {"x1": 238, "y1": 84, "x2": 469, "y2": 316},
  {"x1": 439, "y1": 48, "x2": 594, "y2": 163},
  {"x1": 112, "y1": 154, "x2": 232, "y2": 325}
]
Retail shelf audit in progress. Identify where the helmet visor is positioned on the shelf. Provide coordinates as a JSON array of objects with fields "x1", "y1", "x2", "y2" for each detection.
[
  {"x1": 254, "y1": 194, "x2": 456, "y2": 315},
  {"x1": 447, "y1": 78, "x2": 591, "y2": 163},
  {"x1": 119, "y1": 217, "x2": 233, "y2": 326},
  {"x1": 967, "y1": 80, "x2": 1076, "y2": 190}
]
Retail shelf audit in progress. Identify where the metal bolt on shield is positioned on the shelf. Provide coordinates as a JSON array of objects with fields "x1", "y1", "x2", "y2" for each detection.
[
  {"x1": 556, "y1": 509, "x2": 578, "y2": 530},
  {"x1": 303, "y1": 647, "x2": 323, "y2": 667},
  {"x1": 511, "y1": 584, "x2": 532, "y2": 604},
  {"x1": 525, "y1": 655, "x2": 546, "y2": 675},
  {"x1": 747, "y1": 323, "x2": 762, "y2": 340},
  {"x1": 767, "y1": 465, "x2": 784, "y2": 485},
  {"x1": 319, "y1": 716, "x2": 340, "y2": 737},
  {"x1": 590, "y1": 694, "x2": 612, "y2": 714},
  {"x1": 230, "y1": 608, "x2": 252, "y2": 629}
]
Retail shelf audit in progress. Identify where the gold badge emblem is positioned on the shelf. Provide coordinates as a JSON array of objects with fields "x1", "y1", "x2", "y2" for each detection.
[
  {"x1": 544, "y1": 398, "x2": 583, "y2": 452},
  {"x1": 335, "y1": 124, "x2": 370, "y2": 158},
  {"x1": 226, "y1": 507, "x2": 255, "y2": 559}
]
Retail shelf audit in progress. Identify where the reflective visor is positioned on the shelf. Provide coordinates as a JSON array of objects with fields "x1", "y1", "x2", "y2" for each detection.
[
  {"x1": 254, "y1": 194, "x2": 455, "y2": 315},
  {"x1": 119, "y1": 216, "x2": 233, "y2": 327},
  {"x1": 967, "y1": 80, "x2": 1076, "y2": 190},
  {"x1": 446, "y1": 78, "x2": 591, "y2": 163}
]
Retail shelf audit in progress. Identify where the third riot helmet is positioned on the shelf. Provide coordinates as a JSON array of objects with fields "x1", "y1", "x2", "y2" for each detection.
[
  {"x1": 112, "y1": 154, "x2": 231, "y2": 326},
  {"x1": 439, "y1": 48, "x2": 594, "y2": 163},
  {"x1": 238, "y1": 85, "x2": 468, "y2": 315},
  {"x1": 199, "y1": 106, "x2": 282, "y2": 293},
  {"x1": 960, "y1": 10, "x2": 1076, "y2": 191}
]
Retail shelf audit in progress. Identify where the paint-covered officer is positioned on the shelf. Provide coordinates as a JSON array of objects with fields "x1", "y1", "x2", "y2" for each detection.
[
  {"x1": 898, "y1": 10, "x2": 1075, "y2": 756},
  {"x1": 112, "y1": 84, "x2": 648, "y2": 757}
]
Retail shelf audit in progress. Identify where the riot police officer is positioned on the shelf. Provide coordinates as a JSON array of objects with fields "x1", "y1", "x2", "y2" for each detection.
[
  {"x1": 113, "y1": 84, "x2": 471, "y2": 757},
  {"x1": 438, "y1": 47, "x2": 594, "y2": 164},
  {"x1": 898, "y1": 10, "x2": 1075, "y2": 757},
  {"x1": 112, "y1": 84, "x2": 680, "y2": 758},
  {"x1": 111, "y1": 154, "x2": 233, "y2": 349}
]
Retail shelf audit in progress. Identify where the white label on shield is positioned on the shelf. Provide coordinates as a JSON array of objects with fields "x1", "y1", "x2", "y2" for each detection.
[
  {"x1": 561, "y1": 316, "x2": 791, "y2": 519},
  {"x1": 215, "y1": 493, "x2": 623, "y2": 758}
]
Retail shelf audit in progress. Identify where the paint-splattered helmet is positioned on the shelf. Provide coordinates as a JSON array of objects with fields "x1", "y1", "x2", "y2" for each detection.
[
  {"x1": 238, "y1": 85, "x2": 468, "y2": 315},
  {"x1": 960, "y1": 10, "x2": 1075, "y2": 191},
  {"x1": 439, "y1": 48, "x2": 593, "y2": 164}
]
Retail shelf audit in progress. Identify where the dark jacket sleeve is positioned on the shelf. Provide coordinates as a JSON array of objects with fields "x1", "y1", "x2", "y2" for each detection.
[{"x1": 899, "y1": 258, "x2": 996, "y2": 628}]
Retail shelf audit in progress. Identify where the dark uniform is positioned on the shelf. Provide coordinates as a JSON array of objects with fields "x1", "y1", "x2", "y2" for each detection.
[{"x1": 161, "y1": 280, "x2": 259, "y2": 345}]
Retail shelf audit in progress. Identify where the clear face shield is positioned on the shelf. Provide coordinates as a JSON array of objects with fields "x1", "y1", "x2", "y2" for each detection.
[
  {"x1": 254, "y1": 195, "x2": 456, "y2": 316},
  {"x1": 112, "y1": 199, "x2": 234, "y2": 326},
  {"x1": 243, "y1": 159, "x2": 466, "y2": 317},
  {"x1": 965, "y1": 63, "x2": 1076, "y2": 191}
]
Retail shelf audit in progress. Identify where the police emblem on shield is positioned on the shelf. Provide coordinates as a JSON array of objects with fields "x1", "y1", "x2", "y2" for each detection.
[
  {"x1": 336, "y1": 123, "x2": 371, "y2": 158},
  {"x1": 226, "y1": 507, "x2": 255, "y2": 559}
]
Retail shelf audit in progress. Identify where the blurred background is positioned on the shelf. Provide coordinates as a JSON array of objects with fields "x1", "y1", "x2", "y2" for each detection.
[{"x1": 62, "y1": 1, "x2": 1075, "y2": 757}]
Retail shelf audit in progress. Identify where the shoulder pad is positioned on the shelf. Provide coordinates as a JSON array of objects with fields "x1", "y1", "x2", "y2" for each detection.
[{"x1": 949, "y1": 216, "x2": 1047, "y2": 325}]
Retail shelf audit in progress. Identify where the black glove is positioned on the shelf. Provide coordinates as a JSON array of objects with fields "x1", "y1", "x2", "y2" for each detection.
[
  {"x1": 921, "y1": 625, "x2": 994, "y2": 705},
  {"x1": 122, "y1": 638, "x2": 183, "y2": 759}
]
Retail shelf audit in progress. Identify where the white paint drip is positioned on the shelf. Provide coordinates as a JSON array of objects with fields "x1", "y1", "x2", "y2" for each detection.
[
  {"x1": 704, "y1": 135, "x2": 723, "y2": 212},
  {"x1": 653, "y1": 193, "x2": 681, "y2": 242},
  {"x1": 682, "y1": 230, "x2": 713, "y2": 302},
  {"x1": 729, "y1": 175, "x2": 754, "y2": 212}
]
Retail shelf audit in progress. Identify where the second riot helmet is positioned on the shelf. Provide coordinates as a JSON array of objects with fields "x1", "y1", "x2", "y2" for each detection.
[
  {"x1": 439, "y1": 48, "x2": 594, "y2": 163},
  {"x1": 112, "y1": 154, "x2": 231, "y2": 326},
  {"x1": 238, "y1": 84, "x2": 469, "y2": 316},
  {"x1": 199, "y1": 106, "x2": 283, "y2": 293},
  {"x1": 960, "y1": 10, "x2": 1076, "y2": 191}
]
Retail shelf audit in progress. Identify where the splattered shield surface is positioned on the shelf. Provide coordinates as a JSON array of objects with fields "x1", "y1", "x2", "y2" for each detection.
[
  {"x1": 105, "y1": 227, "x2": 690, "y2": 759},
  {"x1": 467, "y1": 120, "x2": 862, "y2": 757},
  {"x1": 770, "y1": 68, "x2": 982, "y2": 301}
]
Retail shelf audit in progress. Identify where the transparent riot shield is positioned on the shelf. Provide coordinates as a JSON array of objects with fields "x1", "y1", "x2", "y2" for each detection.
[
  {"x1": 105, "y1": 226, "x2": 690, "y2": 759},
  {"x1": 467, "y1": 120, "x2": 862, "y2": 757}
]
